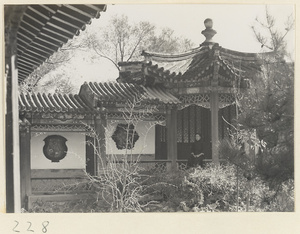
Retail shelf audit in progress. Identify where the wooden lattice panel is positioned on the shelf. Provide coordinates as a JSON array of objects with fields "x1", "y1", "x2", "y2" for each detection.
[
  {"x1": 177, "y1": 162, "x2": 188, "y2": 171},
  {"x1": 178, "y1": 94, "x2": 210, "y2": 109}
]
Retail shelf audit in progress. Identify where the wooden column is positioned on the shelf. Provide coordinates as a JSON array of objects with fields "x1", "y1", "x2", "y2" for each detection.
[
  {"x1": 12, "y1": 55, "x2": 22, "y2": 212},
  {"x1": 94, "y1": 114, "x2": 107, "y2": 175},
  {"x1": 19, "y1": 123, "x2": 32, "y2": 210},
  {"x1": 5, "y1": 64, "x2": 14, "y2": 213},
  {"x1": 210, "y1": 90, "x2": 219, "y2": 165},
  {"x1": 211, "y1": 48, "x2": 220, "y2": 165},
  {"x1": 166, "y1": 105, "x2": 177, "y2": 171}
]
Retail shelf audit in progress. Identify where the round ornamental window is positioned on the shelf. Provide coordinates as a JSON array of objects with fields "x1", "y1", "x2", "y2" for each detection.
[{"x1": 43, "y1": 135, "x2": 68, "y2": 162}]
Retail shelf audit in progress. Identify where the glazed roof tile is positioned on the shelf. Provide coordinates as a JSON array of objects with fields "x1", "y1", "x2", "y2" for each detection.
[
  {"x1": 19, "y1": 92, "x2": 95, "y2": 113},
  {"x1": 5, "y1": 4, "x2": 106, "y2": 83},
  {"x1": 82, "y1": 82, "x2": 180, "y2": 105},
  {"x1": 141, "y1": 46, "x2": 267, "y2": 80}
]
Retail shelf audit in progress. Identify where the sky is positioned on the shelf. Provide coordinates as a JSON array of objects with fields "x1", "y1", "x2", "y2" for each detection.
[{"x1": 39, "y1": 4, "x2": 295, "y2": 92}]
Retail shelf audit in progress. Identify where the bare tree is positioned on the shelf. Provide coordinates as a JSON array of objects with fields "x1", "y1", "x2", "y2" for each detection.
[
  {"x1": 85, "y1": 97, "x2": 162, "y2": 212},
  {"x1": 79, "y1": 14, "x2": 194, "y2": 71}
]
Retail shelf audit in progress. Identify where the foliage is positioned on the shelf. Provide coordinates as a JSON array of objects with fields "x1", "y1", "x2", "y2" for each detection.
[
  {"x1": 180, "y1": 163, "x2": 293, "y2": 212},
  {"x1": 251, "y1": 6, "x2": 294, "y2": 59},
  {"x1": 27, "y1": 163, "x2": 294, "y2": 212},
  {"x1": 234, "y1": 8, "x2": 294, "y2": 186},
  {"x1": 140, "y1": 163, "x2": 294, "y2": 212},
  {"x1": 141, "y1": 169, "x2": 203, "y2": 211}
]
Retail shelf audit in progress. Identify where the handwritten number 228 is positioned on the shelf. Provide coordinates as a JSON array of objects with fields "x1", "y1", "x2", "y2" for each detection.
[{"x1": 13, "y1": 220, "x2": 49, "y2": 233}]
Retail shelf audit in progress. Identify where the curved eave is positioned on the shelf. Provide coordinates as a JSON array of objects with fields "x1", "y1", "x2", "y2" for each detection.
[
  {"x1": 142, "y1": 46, "x2": 209, "y2": 62},
  {"x1": 9, "y1": 4, "x2": 107, "y2": 83},
  {"x1": 84, "y1": 82, "x2": 180, "y2": 105},
  {"x1": 143, "y1": 49, "x2": 263, "y2": 84},
  {"x1": 19, "y1": 92, "x2": 96, "y2": 114},
  {"x1": 219, "y1": 47, "x2": 272, "y2": 61}
]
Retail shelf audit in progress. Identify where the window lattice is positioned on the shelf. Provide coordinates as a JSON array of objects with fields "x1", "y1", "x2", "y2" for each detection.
[
  {"x1": 183, "y1": 108, "x2": 189, "y2": 143},
  {"x1": 177, "y1": 110, "x2": 183, "y2": 143},
  {"x1": 178, "y1": 94, "x2": 210, "y2": 104},
  {"x1": 189, "y1": 105, "x2": 195, "y2": 143},
  {"x1": 160, "y1": 125, "x2": 166, "y2": 142},
  {"x1": 196, "y1": 106, "x2": 202, "y2": 135},
  {"x1": 31, "y1": 124, "x2": 91, "y2": 132},
  {"x1": 107, "y1": 112, "x2": 123, "y2": 119}
]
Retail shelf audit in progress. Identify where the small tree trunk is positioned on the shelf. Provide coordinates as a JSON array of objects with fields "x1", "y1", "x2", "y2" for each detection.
[
  {"x1": 236, "y1": 166, "x2": 239, "y2": 212},
  {"x1": 246, "y1": 186, "x2": 250, "y2": 212}
]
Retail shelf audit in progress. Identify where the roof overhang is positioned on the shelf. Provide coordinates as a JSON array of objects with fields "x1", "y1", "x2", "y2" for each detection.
[{"x1": 5, "y1": 4, "x2": 107, "y2": 83}]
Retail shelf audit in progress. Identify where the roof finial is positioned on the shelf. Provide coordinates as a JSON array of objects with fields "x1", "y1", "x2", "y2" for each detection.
[{"x1": 201, "y1": 18, "x2": 217, "y2": 47}]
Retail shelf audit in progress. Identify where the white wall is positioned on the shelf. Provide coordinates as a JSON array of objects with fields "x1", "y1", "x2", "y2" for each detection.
[
  {"x1": 106, "y1": 120, "x2": 155, "y2": 155},
  {"x1": 31, "y1": 132, "x2": 86, "y2": 169}
]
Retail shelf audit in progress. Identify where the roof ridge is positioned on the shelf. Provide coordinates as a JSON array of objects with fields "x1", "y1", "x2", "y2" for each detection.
[{"x1": 142, "y1": 46, "x2": 208, "y2": 62}]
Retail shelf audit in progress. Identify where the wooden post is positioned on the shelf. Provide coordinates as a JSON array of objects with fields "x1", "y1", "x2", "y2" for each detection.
[
  {"x1": 5, "y1": 63, "x2": 14, "y2": 213},
  {"x1": 19, "y1": 123, "x2": 32, "y2": 210},
  {"x1": 210, "y1": 90, "x2": 219, "y2": 165},
  {"x1": 210, "y1": 48, "x2": 220, "y2": 165},
  {"x1": 94, "y1": 114, "x2": 107, "y2": 175},
  {"x1": 12, "y1": 55, "x2": 22, "y2": 212},
  {"x1": 166, "y1": 105, "x2": 177, "y2": 171}
]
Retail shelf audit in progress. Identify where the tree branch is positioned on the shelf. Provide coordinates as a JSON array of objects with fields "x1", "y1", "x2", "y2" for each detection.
[{"x1": 93, "y1": 45, "x2": 120, "y2": 71}]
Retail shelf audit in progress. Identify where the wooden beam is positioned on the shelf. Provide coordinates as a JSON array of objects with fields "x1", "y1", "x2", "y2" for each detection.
[
  {"x1": 18, "y1": 69, "x2": 31, "y2": 78},
  {"x1": 65, "y1": 5, "x2": 98, "y2": 18},
  {"x1": 210, "y1": 91, "x2": 219, "y2": 164},
  {"x1": 18, "y1": 54, "x2": 42, "y2": 66}
]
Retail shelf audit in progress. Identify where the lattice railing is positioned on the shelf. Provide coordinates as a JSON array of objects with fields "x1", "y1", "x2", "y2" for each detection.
[
  {"x1": 110, "y1": 160, "x2": 189, "y2": 173},
  {"x1": 177, "y1": 161, "x2": 188, "y2": 171}
]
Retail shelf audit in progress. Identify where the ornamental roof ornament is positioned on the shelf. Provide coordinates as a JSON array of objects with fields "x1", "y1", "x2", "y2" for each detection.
[{"x1": 201, "y1": 18, "x2": 217, "y2": 47}]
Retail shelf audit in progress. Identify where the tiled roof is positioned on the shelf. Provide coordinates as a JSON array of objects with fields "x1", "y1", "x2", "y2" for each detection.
[
  {"x1": 80, "y1": 82, "x2": 180, "y2": 105},
  {"x1": 5, "y1": 4, "x2": 106, "y2": 83},
  {"x1": 19, "y1": 92, "x2": 95, "y2": 113},
  {"x1": 19, "y1": 82, "x2": 181, "y2": 114},
  {"x1": 140, "y1": 45, "x2": 266, "y2": 82},
  {"x1": 142, "y1": 47, "x2": 209, "y2": 76}
]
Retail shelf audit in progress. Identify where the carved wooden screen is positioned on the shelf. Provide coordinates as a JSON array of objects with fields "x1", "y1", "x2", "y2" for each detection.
[
  {"x1": 177, "y1": 105, "x2": 211, "y2": 160},
  {"x1": 155, "y1": 105, "x2": 211, "y2": 160},
  {"x1": 155, "y1": 124, "x2": 167, "y2": 159},
  {"x1": 155, "y1": 104, "x2": 236, "y2": 161}
]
